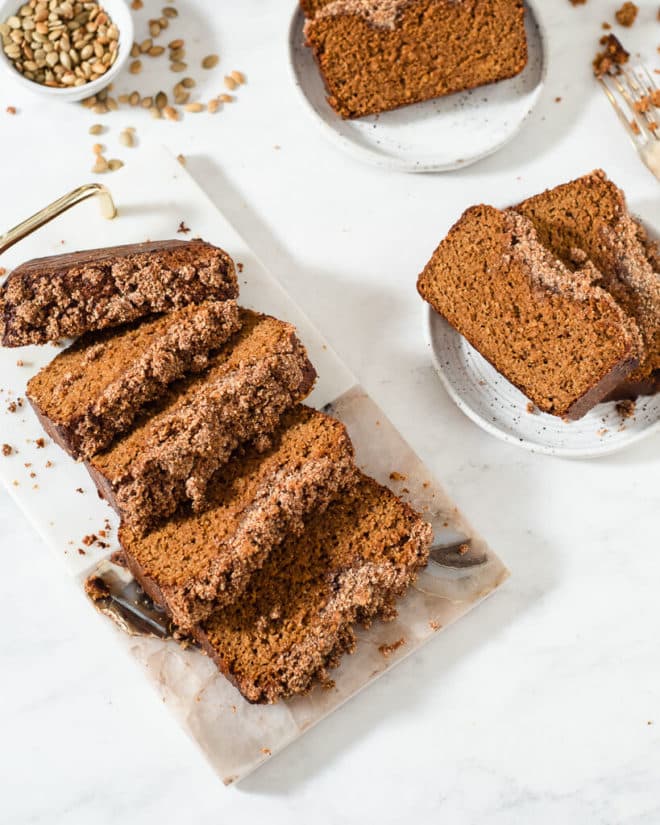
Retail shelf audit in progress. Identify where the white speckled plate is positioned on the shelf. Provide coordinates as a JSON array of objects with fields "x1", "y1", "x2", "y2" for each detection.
[
  {"x1": 288, "y1": 1, "x2": 546, "y2": 173},
  {"x1": 426, "y1": 306, "x2": 660, "y2": 459}
]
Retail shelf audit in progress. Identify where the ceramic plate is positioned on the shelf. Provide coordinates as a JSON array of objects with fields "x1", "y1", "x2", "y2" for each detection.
[
  {"x1": 288, "y1": 1, "x2": 546, "y2": 173},
  {"x1": 426, "y1": 306, "x2": 660, "y2": 459}
]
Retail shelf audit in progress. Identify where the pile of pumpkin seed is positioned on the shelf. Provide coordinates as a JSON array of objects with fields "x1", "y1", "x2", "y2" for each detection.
[
  {"x1": 1, "y1": 0, "x2": 119, "y2": 88},
  {"x1": 79, "y1": 4, "x2": 245, "y2": 121}
]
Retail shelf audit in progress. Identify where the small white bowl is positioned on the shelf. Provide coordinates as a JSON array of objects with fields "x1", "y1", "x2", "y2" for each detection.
[{"x1": 0, "y1": 0, "x2": 133, "y2": 102}]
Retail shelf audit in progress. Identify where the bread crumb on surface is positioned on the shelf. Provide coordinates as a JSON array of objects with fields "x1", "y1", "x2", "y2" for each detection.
[
  {"x1": 85, "y1": 575, "x2": 110, "y2": 602},
  {"x1": 2, "y1": 444, "x2": 13, "y2": 456},
  {"x1": 35, "y1": 437, "x2": 46, "y2": 448},
  {"x1": 177, "y1": 220, "x2": 190, "y2": 234},
  {"x1": 526, "y1": 401, "x2": 536, "y2": 413},
  {"x1": 615, "y1": 399, "x2": 636, "y2": 420},
  {"x1": 615, "y1": 2, "x2": 638, "y2": 26},
  {"x1": 593, "y1": 33, "x2": 629, "y2": 76},
  {"x1": 378, "y1": 637, "x2": 406, "y2": 657},
  {"x1": 389, "y1": 471, "x2": 407, "y2": 481}
]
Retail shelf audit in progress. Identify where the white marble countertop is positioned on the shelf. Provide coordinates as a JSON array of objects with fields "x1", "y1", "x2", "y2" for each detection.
[{"x1": 1, "y1": 1, "x2": 659, "y2": 823}]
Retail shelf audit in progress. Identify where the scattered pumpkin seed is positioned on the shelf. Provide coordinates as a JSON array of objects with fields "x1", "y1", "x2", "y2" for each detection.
[
  {"x1": 119, "y1": 129, "x2": 134, "y2": 147},
  {"x1": 223, "y1": 75, "x2": 237, "y2": 91},
  {"x1": 207, "y1": 98, "x2": 220, "y2": 113},
  {"x1": 139, "y1": 38, "x2": 152, "y2": 53},
  {"x1": 176, "y1": 153, "x2": 186, "y2": 166},
  {"x1": 184, "y1": 102, "x2": 204, "y2": 113},
  {"x1": 181, "y1": 76, "x2": 195, "y2": 88},
  {"x1": 129, "y1": 59, "x2": 142, "y2": 74},
  {"x1": 202, "y1": 54, "x2": 218, "y2": 69},
  {"x1": 163, "y1": 105, "x2": 178, "y2": 120},
  {"x1": 155, "y1": 90, "x2": 168, "y2": 109},
  {"x1": 92, "y1": 156, "x2": 109, "y2": 173},
  {"x1": 170, "y1": 60, "x2": 186, "y2": 72},
  {"x1": 168, "y1": 38, "x2": 183, "y2": 50},
  {"x1": 219, "y1": 93, "x2": 233, "y2": 103},
  {"x1": 108, "y1": 158, "x2": 124, "y2": 171},
  {"x1": 162, "y1": 6, "x2": 177, "y2": 18},
  {"x1": 149, "y1": 45, "x2": 164, "y2": 57},
  {"x1": 230, "y1": 70, "x2": 245, "y2": 85},
  {"x1": 88, "y1": 123, "x2": 104, "y2": 135}
]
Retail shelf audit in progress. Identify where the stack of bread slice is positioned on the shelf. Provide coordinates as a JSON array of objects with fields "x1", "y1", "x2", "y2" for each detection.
[
  {"x1": 2, "y1": 238, "x2": 433, "y2": 704},
  {"x1": 418, "y1": 171, "x2": 660, "y2": 419}
]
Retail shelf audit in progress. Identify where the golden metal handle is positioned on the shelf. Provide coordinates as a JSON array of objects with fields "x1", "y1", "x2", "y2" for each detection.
[{"x1": 0, "y1": 183, "x2": 117, "y2": 257}]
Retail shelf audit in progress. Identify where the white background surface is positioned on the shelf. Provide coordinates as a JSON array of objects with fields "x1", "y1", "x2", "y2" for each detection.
[{"x1": 1, "y1": 1, "x2": 659, "y2": 823}]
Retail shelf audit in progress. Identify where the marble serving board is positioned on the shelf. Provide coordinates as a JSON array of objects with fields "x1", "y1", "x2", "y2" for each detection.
[{"x1": 0, "y1": 147, "x2": 508, "y2": 784}]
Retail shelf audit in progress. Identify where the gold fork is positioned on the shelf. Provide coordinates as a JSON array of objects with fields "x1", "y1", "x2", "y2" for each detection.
[{"x1": 599, "y1": 63, "x2": 660, "y2": 181}]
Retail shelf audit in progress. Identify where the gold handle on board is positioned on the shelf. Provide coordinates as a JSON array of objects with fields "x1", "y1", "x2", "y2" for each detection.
[{"x1": 0, "y1": 183, "x2": 117, "y2": 257}]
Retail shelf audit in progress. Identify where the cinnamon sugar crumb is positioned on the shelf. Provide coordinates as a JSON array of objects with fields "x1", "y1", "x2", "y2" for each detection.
[
  {"x1": 177, "y1": 221, "x2": 190, "y2": 234},
  {"x1": 35, "y1": 438, "x2": 46, "y2": 448},
  {"x1": 429, "y1": 620, "x2": 441, "y2": 631},
  {"x1": 2, "y1": 444, "x2": 13, "y2": 457}
]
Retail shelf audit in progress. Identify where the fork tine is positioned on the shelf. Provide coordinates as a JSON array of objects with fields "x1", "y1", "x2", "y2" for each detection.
[
  {"x1": 599, "y1": 74, "x2": 644, "y2": 147},
  {"x1": 598, "y1": 61, "x2": 660, "y2": 181},
  {"x1": 612, "y1": 67, "x2": 659, "y2": 141}
]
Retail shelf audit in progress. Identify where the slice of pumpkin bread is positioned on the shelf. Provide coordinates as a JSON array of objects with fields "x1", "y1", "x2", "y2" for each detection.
[
  {"x1": 303, "y1": 0, "x2": 528, "y2": 119},
  {"x1": 193, "y1": 472, "x2": 432, "y2": 704},
  {"x1": 119, "y1": 405, "x2": 357, "y2": 629},
  {"x1": 417, "y1": 205, "x2": 642, "y2": 419},
  {"x1": 26, "y1": 301, "x2": 241, "y2": 460},
  {"x1": 0, "y1": 239, "x2": 237, "y2": 347},
  {"x1": 87, "y1": 310, "x2": 316, "y2": 535},
  {"x1": 515, "y1": 170, "x2": 660, "y2": 389}
]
